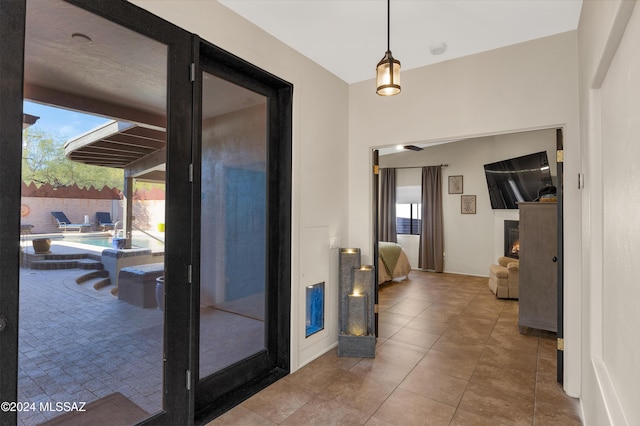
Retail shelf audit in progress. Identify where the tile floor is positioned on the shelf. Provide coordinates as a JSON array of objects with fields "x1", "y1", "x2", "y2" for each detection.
[{"x1": 210, "y1": 271, "x2": 582, "y2": 425}]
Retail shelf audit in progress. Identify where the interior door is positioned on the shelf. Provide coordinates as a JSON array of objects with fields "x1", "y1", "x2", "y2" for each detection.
[
  {"x1": 1, "y1": 1, "x2": 193, "y2": 424},
  {"x1": 192, "y1": 39, "x2": 292, "y2": 421}
]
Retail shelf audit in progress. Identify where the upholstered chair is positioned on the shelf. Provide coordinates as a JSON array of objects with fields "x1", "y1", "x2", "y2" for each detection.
[{"x1": 488, "y1": 256, "x2": 519, "y2": 299}]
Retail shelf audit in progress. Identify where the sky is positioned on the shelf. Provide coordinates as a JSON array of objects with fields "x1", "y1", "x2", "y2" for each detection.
[{"x1": 23, "y1": 101, "x2": 110, "y2": 141}]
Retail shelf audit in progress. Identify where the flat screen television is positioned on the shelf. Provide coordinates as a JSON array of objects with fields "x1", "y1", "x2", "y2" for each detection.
[{"x1": 484, "y1": 151, "x2": 553, "y2": 209}]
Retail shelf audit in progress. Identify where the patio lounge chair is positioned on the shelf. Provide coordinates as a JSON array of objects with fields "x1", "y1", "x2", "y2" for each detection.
[
  {"x1": 96, "y1": 211, "x2": 116, "y2": 231},
  {"x1": 51, "y1": 211, "x2": 91, "y2": 232}
]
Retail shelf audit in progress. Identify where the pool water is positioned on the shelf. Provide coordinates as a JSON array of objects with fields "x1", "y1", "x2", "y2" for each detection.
[{"x1": 62, "y1": 234, "x2": 164, "y2": 251}]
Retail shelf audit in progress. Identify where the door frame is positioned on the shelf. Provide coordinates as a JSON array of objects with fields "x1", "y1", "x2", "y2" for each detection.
[
  {"x1": 372, "y1": 150, "x2": 380, "y2": 336},
  {"x1": 0, "y1": 3, "x2": 26, "y2": 425},
  {"x1": 556, "y1": 128, "x2": 565, "y2": 384},
  {"x1": 191, "y1": 37, "x2": 293, "y2": 422}
]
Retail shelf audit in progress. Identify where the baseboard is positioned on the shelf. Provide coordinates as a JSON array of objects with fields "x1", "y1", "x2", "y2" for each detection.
[
  {"x1": 297, "y1": 341, "x2": 338, "y2": 371},
  {"x1": 443, "y1": 270, "x2": 489, "y2": 278},
  {"x1": 592, "y1": 357, "x2": 629, "y2": 425}
]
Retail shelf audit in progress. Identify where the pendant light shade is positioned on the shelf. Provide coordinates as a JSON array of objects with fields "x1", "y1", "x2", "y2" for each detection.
[
  {"x1": 376, "y1": 0, "x2": 401, "y2": 96},
  {"x1": 376, "y1": 51, "x2": 401, "y2": 96}
]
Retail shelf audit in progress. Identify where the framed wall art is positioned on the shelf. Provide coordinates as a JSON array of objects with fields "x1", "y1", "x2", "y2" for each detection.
[
  {"x1": 461, "y1": 195, "x2": 476, "y2": 214},
  {"x1": 448, "y1": 175, "x2": 463, "y2": 194}
]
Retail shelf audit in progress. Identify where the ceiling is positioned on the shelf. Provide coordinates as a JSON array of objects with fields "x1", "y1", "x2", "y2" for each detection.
[
  {"x1": 217, "y1": 0, "x2": 582, "y2": 156},
  {"x1": 218, "y1": 0, "x2": 583, "y2": 84},
  {"x1": 25, "y1": 0, "x2": 167, "y2": 121},
  {"x1": 23, "y1": 0, "x2": 583, "y2": 168}
]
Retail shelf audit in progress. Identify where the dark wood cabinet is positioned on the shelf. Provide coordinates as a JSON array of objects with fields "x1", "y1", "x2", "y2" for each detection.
[{"x1": 518, "y1": 202, "x2": 557, "y2": 333}]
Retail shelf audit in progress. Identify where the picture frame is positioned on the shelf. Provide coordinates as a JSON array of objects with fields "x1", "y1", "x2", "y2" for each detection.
[
  {"x1": 461, "y1": 195, "x2": 476, "y2": 214},
  {"x1": 448, "y1": 175, "x2": 463, "y2": 194}
]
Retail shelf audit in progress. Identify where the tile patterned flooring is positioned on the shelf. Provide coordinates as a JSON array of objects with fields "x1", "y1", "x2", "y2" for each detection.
[{"x1": 210, "y1": 272, "x2": 582, "y2": 425}]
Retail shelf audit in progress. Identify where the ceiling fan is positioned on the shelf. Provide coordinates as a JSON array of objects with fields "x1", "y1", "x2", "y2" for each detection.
[{"x1": 402, "y1": 145, "x2": 423, "y2": 151}]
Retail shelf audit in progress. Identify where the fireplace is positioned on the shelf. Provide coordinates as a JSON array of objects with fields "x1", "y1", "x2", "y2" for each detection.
[{"x1": 504, "y1": 220, "x2": 519, "y2": 259}]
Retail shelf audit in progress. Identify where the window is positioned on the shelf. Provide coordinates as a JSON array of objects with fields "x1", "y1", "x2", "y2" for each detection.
[{"x1": 396, "y1": 203, "x2": 421, "y2": 235}]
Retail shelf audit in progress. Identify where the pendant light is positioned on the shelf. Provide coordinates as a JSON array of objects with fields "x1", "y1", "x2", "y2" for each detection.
[{"x1": 376, "y1": 0, "x2": 401, "y2": 96}]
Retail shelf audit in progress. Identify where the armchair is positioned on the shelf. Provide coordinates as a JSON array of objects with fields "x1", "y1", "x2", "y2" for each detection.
[{"x1": 488, "y1": 256, "x2": 519, "y2": 299}]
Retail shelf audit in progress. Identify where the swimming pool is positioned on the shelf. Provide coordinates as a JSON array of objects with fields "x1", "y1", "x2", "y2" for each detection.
[{"x1": 62, "y1": 233, "x2": 165, "y2": 252}]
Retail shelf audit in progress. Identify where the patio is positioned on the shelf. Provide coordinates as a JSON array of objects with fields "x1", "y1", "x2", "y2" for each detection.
[
  {"x1": 17, "y1": 267, "x2": 164, "y2": 425},
  {"x1": 17, "y1": 242, "x2": 265, "y2": 425}
]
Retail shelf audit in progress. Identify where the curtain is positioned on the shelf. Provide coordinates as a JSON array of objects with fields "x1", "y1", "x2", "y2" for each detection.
[
  {"x1": 378, "y1": 168, "x2": 397, "y2": 243},
  {"x1": 419, "y1": 166, "x2": 444, "y2": 272}
]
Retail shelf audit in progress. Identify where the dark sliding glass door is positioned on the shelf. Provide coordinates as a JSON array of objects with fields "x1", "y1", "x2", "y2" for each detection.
[
  {"x1": 192, "y1": 39, "x2": 292, "y2": 421},
  {"x1": 2, "y1": 2, "x2": 291, "y2": 425},
  {"x1": 2, "y1": 1, "x2": 192, "y2": 424}
]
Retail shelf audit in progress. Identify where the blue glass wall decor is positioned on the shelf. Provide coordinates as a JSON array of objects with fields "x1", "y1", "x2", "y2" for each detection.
[{"x1": 305, "y1": 282, "x2": 324, "y2": 337}]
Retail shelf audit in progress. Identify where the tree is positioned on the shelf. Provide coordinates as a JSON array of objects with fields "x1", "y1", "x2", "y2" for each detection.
[{"x1": 22, "y1": 127, "x2": 123, "y2": 190}]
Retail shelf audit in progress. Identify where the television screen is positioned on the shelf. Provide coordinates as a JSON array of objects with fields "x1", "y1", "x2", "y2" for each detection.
[{"x1": 483, "y1": 151, "x2": 553, "y2": 209}]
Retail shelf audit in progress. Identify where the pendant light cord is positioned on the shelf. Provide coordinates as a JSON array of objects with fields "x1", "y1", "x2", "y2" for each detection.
[{"x1": 387, "y1": 0, "x2": 390, "y2": 52}]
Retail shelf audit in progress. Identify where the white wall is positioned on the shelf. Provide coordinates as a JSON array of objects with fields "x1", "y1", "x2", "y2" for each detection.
[
  {"x1": 131, "y1": 1, "x2": 350, "y2": 371},
  {"x1": 349, "y1": 32, "x2": 581, "y2": 394},
  {"x1": 131, "y1": 3, "x2": 588, "y2": 403},
  {"x1": 381, "y1": 130, "x2": 556, "y2": 276},
  {"x1": 578, "y1": 1, "x2": 639, "y2": 425}
]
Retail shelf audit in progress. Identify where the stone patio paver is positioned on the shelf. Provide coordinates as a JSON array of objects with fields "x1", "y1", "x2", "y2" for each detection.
[{"x1": 17, "y1": 268, "x2": 164, "y2": 425}]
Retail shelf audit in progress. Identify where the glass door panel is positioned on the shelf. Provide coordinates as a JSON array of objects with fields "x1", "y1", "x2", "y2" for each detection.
[
  {"x1": 199, "y1": 72, "x2": 267, "y2": 378},
  {"x1": 19, "y1": 1, "x2": 167, "y2": 424}
]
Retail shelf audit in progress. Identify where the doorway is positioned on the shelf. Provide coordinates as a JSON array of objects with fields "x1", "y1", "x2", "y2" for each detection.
[{"x1": 373, "y1": 128, "x2": 564, "y2": 381}]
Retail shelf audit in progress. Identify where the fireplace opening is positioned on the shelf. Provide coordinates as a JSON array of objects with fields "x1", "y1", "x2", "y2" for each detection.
[{"x1": 504, "y1": 220, "x2": 519, "y2": 259}]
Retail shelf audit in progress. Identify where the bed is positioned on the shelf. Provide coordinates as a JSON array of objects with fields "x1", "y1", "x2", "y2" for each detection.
[{"x1": 378, "y1": 242, "x2": 412, "y2": 283}]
